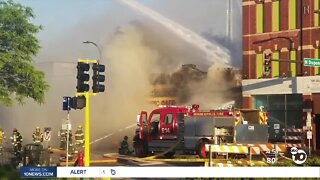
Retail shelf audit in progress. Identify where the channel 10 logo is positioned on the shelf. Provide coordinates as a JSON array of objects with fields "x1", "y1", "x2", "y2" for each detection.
[{"x1": 290, "y1": 147, "x2": 307, "y2": 164}]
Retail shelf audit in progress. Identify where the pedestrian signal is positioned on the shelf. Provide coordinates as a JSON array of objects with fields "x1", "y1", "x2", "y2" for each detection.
[{"x1": 71, "y1": 96, "x2": 86, "y2": 110}]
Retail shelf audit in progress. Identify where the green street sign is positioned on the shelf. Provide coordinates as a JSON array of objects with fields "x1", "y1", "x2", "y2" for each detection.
[{"x1": 304, "y1": 58, "x2": 320, "y2": 67}]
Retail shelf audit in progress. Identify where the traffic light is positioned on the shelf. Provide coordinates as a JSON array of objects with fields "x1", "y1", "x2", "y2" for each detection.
[
  {"x1": 92, "y1": 63, "x2": 105, "y2": 93},
  {"x1": 263, "y1": 52, "x2": 272, "y2": 76},
  {"x1": 71, "y1": 96, "x2": 86, "y2": 109},
  {"x1": 77, "y1": 62, "x2": 90, "y2": 92}
]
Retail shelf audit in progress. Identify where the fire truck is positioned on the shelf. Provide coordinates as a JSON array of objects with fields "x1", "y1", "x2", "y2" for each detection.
[{"x1": 133, "y1": 104, "x2": 269, "y2": 158}]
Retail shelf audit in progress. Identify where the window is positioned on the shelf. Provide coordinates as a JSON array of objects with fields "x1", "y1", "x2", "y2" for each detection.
[
  {"x1": 256, "y1": 3, "x2": 264, "y2": 33},
  {"x1": 256, "y1": 53, "x2": 263, "y2": 78},
  {"x1": 286, "y1": 110, "x2": 303, "y2": 128},
  {"x1": 254, "y1": 94, "x2": 303, "y2": 140},
  {"x1": 289, "y1": 0, "x2": 296, "y2": 30},
  {"x1": 255, "y1": 95, "x2": 268, "y2": 109},
  {"x1": 290, "y1": 51, "x2": 297, "y2": 77},
  {"x1": 165, "y1": 114, "x2": 173, "y2": 125},
  {"x1": 272, "y1": 1, "x2": 280, "y2": 31},
  {"x1": 150, "y1": 113, "x2": 160, "y2": 123},
  {"x1": 269, "y1": 95, "x2": 285, "y2": 110},
  {"x1": 272, "y1": 52, "x2": 280, "y2": 77},
  {"x1": 286, "y1": 94, "x2": 303, "y2": 110}
]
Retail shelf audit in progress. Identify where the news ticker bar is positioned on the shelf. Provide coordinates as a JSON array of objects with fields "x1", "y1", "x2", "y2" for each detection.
[{"x1": 20, "y1": 167, "x2": 320, "y2": 178}]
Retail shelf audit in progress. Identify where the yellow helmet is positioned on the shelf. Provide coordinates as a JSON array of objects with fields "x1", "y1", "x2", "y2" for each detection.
[{"x1": 78, "y1": 125, "x2": 82, "y2": 129}]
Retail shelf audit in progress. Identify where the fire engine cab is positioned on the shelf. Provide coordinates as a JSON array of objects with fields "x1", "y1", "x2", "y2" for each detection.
[{"x1": 133, "y1": 104, "x2": 268, "y2": 158}]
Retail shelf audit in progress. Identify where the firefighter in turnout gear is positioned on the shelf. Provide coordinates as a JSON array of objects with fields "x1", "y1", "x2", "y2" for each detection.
[
  {"x1": 118, "y1": 136, "x2": 133, "y2": 155},
  {"x1": 58, "y1": 129, "x2": 67, "y2": 150},
  {"x1": 32, "y1": 127, "x2": 44, "y2": 144},
  {"x1": 74, "y1": 125, "x2": 84, "y2": 153},
  {"x1": 10, "y1": 128, "x2": 23, "y2": 155},
  {"x1": 0, "y1": 128, "x2": 5, "y2": 155}
]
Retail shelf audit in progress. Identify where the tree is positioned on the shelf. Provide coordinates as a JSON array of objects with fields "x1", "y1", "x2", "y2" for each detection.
[{"x1": 0, "y1": 0, "x2": 48, "y2": 105}]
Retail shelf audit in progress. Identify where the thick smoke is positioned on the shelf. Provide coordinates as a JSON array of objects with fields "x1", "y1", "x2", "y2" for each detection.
[
  {"x1": 0, "y1": 21, "x2": 237, "y2": 152},
  {"x1": 92, "y1": 21, "x2": 231, "y2": 151},
  {"x1": 0, "y1": 1, "x2": 242, "y2": 153}
]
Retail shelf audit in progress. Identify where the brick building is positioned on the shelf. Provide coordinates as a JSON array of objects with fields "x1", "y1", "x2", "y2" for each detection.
[{"x1": 242, "y1": 0, "x2": 320, "y2": 150}]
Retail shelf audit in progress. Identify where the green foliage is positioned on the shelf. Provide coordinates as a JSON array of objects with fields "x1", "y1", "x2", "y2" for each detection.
[
  {"x1": 269, "y1": 158, "x2": 295, "y2": 166},
  {"x1": 303, "y1": 156, "x2": 320, "y2": 166},
  {"x1": 0, "y1": 164, "x2": 20, "y2": 180},
  {"x1": 0, "y1": 0, "x2": 48, "y2": 106},
  {"x1": 268, "y1": 156, "x2": 320, "y2": 167}
]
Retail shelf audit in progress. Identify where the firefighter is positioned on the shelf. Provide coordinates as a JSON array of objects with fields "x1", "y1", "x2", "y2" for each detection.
[
  {"x1": 58, "y1": 128, "x2": 67, "y2": 150},
  {"x1": 0, "y1": 128, "x2": 5, "y2": 155},
  {"x1": 10, "y1": 128, "x2": 23, "y2": 155},
  {"x1": 118, "y1": 136, "x2": 132, "y2": 155},
  {"x1": 32, "y1": 126, "x2": 44, "y2": 144},
  {"x1": 74, "y1": 125, "x2": 84, "y2": 153}
]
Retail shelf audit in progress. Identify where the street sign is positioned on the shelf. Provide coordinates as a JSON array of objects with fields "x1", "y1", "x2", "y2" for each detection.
[
  {"x1": 304, "y1": 58, "x2": 320, "y2": 67},
  {"x1": 307, "y1": 131, "x2": 312, "y2": 139},
  {"x1": 63, "y1": 97, "x2": 72, "y2": 111},
  {"x1": 306, "y1": 112, "x2": 312, "y2": 128},
  {"x1": 306, "y1": 119, "x2": 312, "y2": 128}
]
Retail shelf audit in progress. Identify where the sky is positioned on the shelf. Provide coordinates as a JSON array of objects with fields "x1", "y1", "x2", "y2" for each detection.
[{"x1": 16, "y1": 0, "x2": 243, "y2": 63}]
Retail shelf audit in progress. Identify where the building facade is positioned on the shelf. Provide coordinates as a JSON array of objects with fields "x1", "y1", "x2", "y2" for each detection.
[{"x1": 242, "y1": 0, "x2": 320, "y2": 150}]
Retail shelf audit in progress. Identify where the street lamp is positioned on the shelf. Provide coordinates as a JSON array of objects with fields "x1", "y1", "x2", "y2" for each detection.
[{"x1": 83, "y1": 41, "x2": 102, "y2": 61}]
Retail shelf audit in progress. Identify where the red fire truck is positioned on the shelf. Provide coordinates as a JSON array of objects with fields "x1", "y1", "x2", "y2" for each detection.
[{"x1": 133, "y1": 104, "x2": 268, "y2": 158}]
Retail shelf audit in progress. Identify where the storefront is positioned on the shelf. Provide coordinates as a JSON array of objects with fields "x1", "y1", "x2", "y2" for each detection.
[
  {"x1": 242, "y1": 76, "x2": 320, "y2": 150},
  {"x1": 253, "y1": 94, "x2": 303, "y2": 141}
]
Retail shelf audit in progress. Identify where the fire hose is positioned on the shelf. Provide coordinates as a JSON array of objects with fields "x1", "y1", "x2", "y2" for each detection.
[{"x1": 142, "y1": 139, "x2": 182, "y2": 160}]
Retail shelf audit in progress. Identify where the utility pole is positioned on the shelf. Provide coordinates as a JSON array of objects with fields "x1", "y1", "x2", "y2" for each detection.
[{"x1": 299, "y1": 0, "x2": 303, "y2": 75}]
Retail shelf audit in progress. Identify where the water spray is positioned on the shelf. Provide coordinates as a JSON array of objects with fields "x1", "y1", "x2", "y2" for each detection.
[
  {"x1": 116, "y1": 0, "x2": 231, "y2": 66},
  {"x1": 90, "y1": 124, "x2": 136, "y2": 145}
]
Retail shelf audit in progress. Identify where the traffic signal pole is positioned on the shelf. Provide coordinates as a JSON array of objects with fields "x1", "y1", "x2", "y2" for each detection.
[
  {"x1": 76, "y1": 91, "x2": 96, "y2": 166},
  {"x1": 85, "y1": 92, "x2": 90, "y2": 167},
  {"x1": 77, "y1": 59, "x2": 98, "y2": 167},
  {"x1": 76, "y1": 59, "x2": 105, "y2": 167}
]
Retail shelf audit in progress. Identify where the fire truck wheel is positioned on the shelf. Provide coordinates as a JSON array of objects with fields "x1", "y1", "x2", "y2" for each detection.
[
  {"x1": 164, "y1": 151, "x2": 175, "y2": 158},
  {"x1": 197, "y1": 140, "x2": 209, "y2": 158}
]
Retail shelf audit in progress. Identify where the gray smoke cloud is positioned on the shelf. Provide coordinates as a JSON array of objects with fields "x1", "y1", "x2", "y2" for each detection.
[{"x1": 0, "y1": 0, "x2": 242, "y2": 152}]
